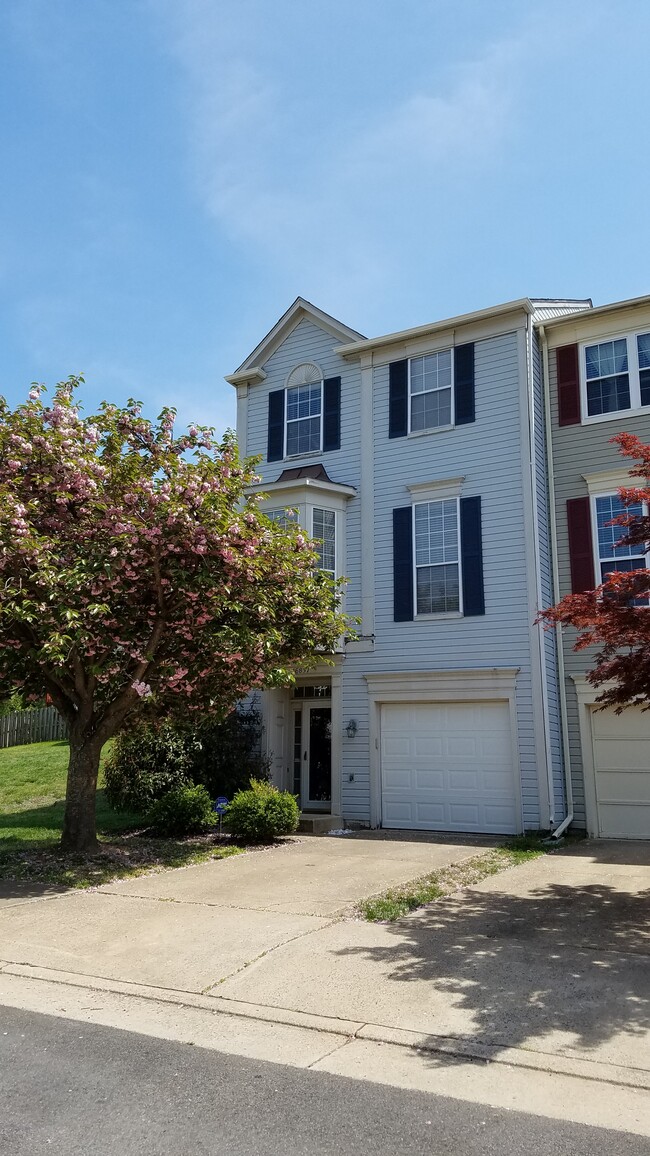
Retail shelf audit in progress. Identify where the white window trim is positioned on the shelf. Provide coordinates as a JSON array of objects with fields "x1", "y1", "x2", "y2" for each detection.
[
  {"x1": 312, "y1": 506, "x2": 337, "y2": 578},
  {"x1": 580, "y1": 329, "x2": 650, "y2": 425},
  {"x1": 407, "y1": 348, "x2": 455, "y2": 437},
  {"x1": 412, "y1": 496, "x2": 463, "y2": 618},
  {"x1": 590, "y1": 491, "x2": 650, "y2": 586},
  {"x1": 284, "y1": 380, "x2": 324, "y2": 459}
]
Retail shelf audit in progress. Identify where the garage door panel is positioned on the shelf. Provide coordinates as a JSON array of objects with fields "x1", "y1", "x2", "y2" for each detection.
[
  {"x1": 593, "y1": 739, "x2": 650, "y2": 773},
  {"x1": 596, "y1": 804, "x2": 650, "y2": 839},
  {"x1": 595, "y1": 771, "x2": 650, "y2": 805},
  {"x1": 381, "y1": 700, "x2": 517, "y2": 835},
  {"x1": 383, "y1": 736, "x2": 411, "y2": 758},
  {"x1": 592, "y1": 709, "x2": 650, "y2": 741},
  {"x1": 415, "y1": 769, "x2": 445, "y2": 790},
  {"x1": 589, "y1": 706, "x2": 650, "y2": 838},
  {"x1": 383, "y1": 767, "x2": 412, "y2": 791}
]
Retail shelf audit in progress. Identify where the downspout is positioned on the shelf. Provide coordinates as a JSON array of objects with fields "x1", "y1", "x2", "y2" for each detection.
[
  {"x1": 539, "y1": 324, "x2": 574, "y2": 838},
  {"x1": 527, "y1": 312, "x2": 556, "y2": 830}
]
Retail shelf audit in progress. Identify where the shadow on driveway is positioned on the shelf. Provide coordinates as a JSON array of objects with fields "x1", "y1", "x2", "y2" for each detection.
[{"x1": 335, "y1": 845, "x2": 650, "y2": 1062}]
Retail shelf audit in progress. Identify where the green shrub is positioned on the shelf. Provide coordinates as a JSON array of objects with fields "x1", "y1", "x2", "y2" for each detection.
[
  {"x1": 225, "y1": 779, "x2": 299, "y2": 843},
  {"x1": 192, "y1": 707, "x2": 271, "y2": 799},
  {"x1": 103, "y1": 707, "x2": 269, "y2": 815},
  {"x1": 104, "y1": 721, "x2": 197, "y2": 813},
  {"x1": 147, "y1": 784, "x2": 217, "y2": 837}
]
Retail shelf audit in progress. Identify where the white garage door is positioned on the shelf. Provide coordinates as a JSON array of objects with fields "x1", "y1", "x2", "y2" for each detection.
[
  {"x1": 590, "y1": 707, "x2": 650, "y2": 839},
  {"x1": 381, "y1": 702, "x2": 518, "y2": 834}
]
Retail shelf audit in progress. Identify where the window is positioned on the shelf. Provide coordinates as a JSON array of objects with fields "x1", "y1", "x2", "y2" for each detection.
[
  {"x1": 582, "y1": 331, "x2": 650, "y2": 419},
  {"x1": 312, "y1": 508, "x2": 336, "y2": 576},
  {"x1": 286, "y1": 383, "x2": 322, "y2": 455},
  {"x1": 266, "y1": 507, "x2": 298, "y2": 529},
  {"x1": 409, "y1": 350, "x2": 453, "y2": 433},
  {"x1": 414, "y1": 498, "x2": 460, "y2": 614},
  {"x1": 594, "y1": 494, "x2": 647, "y2": 582}
]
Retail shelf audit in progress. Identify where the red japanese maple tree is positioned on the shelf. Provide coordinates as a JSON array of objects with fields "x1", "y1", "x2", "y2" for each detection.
[
  {"x1": 0, "y1": 379, "x2": 348, "y2": 852},
  {"x1": 540, "y1": 433, "x2": 650, "y2": 710}
]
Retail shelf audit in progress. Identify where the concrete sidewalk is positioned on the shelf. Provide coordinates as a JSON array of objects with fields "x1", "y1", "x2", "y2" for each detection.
[{"x1": 0, "y1": 835, "x2": 648, "y2": 1135}]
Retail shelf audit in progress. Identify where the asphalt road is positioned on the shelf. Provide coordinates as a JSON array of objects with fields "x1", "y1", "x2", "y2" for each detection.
[{"x1": 0, "y1": 1006, "x2": 645, "y2": 1156}]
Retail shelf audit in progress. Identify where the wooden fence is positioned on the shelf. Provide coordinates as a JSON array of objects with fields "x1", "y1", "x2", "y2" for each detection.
[{"x1": 0, "y1": 706, "x2": 68, "y2": 749}]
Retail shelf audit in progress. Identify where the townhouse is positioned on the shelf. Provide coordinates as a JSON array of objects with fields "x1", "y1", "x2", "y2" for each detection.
[
  {"x1": 227, "y1": 293, "x2": 650, "y2": 839},
  {"x1": 541, "y1": 296, "x2": 650, "y2": 839}
]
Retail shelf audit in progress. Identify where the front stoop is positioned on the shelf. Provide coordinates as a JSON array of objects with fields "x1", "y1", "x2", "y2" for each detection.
[{"x1": 298, "y1": 814, "x2": 344, "y2": 835}]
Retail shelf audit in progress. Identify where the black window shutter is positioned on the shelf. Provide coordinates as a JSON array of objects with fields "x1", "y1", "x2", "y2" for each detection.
[
  {"x1": 267, "y1": 390, "x2": 285, "y2": 462},
  {"x1": 393, "y1": 507, "x2": 414, "y2": 621},
  {"x1": 460, "y1": 496, "x2": 485, "y2": 616},
  {"x1": 323, "y1": 377, "x2": 341, "y2": 452},
  {"x1": 389, "y1": 360, "x2": 408, "y2": 438},
  {"x1": 454, "y1": 343, "x2": 475, "y2": 426}
]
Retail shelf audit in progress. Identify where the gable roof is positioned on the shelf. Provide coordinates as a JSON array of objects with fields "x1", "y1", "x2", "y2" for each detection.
[{"x1": 225, "y1": 297, "x2": 365, "y2": 387}]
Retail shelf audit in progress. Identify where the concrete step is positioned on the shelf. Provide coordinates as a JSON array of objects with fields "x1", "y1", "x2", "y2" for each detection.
[{"x1": 297, "y1": 814, "x2": 344, "y2": 835}]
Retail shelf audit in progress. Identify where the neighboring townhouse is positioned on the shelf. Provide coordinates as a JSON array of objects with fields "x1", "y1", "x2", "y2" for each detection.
[
  {"x1": 227, "y1": 295, "x2": 586, "y2": 836},
  {"x1": 540, "y1": 296, "x2": 650, "y2": 840}
]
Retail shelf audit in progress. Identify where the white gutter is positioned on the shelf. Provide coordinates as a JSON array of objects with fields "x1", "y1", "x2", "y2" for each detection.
[
  {"x1": 539, "y1": 324, "x2": 574, "y2": 838},
  {"x1": 526, "y1": 313, "x2": 556, "y2": 830}
]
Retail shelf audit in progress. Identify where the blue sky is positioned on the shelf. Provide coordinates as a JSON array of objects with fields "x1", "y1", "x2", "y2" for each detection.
[{"x1": 1, "y1": 0, "x2": 648, "y2": 434}]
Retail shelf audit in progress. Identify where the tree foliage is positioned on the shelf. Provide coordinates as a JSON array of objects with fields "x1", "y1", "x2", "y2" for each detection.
[
  {"x1": 540, "y1": 432, "x2": 650, "y2": 709},
  {"x1": 0, "y1": 378, "x2": 349, "y2": 849}
]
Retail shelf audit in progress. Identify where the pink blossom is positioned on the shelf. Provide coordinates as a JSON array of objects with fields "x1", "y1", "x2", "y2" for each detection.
[{"x1": 131, "y1": 680, "x2": 152, "y2": 698}]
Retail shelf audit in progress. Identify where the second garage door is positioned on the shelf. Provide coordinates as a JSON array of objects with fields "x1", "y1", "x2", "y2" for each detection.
[
  {"x1": 589, "y1": 707, "x2": 650, "y2": 839},
  {"x1": 381, "y1": 701, "x2": 518, "y2": 834}
]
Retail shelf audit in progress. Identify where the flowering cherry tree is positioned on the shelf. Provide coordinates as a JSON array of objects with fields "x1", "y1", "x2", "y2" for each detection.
[
  {"x1": 0, "y1": 379, "x2": 348, "y2": 852},
  {"x1": 540, "y1": 433, "x2": 650, "y2": 710}
]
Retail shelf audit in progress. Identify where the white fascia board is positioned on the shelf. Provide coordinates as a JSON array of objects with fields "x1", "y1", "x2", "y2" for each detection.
[
  {"x1": 334, "y1": 299, "x2": 535, "y2": 359},
  {"x1": 225, "y1": 367, "x2": 267, "y2": 388},
  {"x1": 247, "y1": 478, "x2": 357, "y2": 500},
  {"x1": 539, "y1": 293, "x2": 650, "y2": 334}
]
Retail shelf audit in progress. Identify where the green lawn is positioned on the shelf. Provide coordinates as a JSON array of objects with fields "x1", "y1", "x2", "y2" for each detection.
[{"x1": 0, "y1": 739, "x2": 242, "y2": 887}]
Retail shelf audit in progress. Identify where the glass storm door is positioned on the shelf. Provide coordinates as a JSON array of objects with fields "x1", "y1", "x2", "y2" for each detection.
[{"x1": 294, "y1": 704, "x2": 331, "y2": 811}]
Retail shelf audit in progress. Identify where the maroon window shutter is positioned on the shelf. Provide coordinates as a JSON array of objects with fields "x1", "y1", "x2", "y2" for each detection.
[
  {"x1": 556, "y1": 344, "x2": 581, "y2": 426},
  {"x1": 567, "y1": 497, "x2": 595, "y2": 593}
]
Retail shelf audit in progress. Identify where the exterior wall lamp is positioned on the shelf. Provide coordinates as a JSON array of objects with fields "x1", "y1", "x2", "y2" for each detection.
[{"x1": 346, "y1": 719, "x2": 358, "y2": 739}]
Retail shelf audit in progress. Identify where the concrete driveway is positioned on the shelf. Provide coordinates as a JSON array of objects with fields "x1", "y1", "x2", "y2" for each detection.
[
  {"x1": 0, "y1": 835, "x2": 483, "y2": 990},
  {"x1": 0, "y1": 836, "x2": 648, "y2": 1081}
]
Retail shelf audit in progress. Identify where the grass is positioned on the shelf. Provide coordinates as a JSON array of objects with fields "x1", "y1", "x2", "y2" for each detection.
[
  {"x1": 0, "y1": 739, "x2": 244, "y2": 888},
  {"x1": 359, "y1": 840, "x2": 548, "y2": 922}
]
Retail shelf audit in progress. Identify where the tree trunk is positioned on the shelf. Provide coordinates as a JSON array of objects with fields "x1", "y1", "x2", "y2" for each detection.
[{"x1": 61, "y1": 736, "x2": 103, "y2": 854}]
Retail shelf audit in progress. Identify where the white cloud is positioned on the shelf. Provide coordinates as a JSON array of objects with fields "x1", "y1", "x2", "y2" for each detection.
[{"x1": 152, "y1": 3, "x2": 582, "y2": 320}]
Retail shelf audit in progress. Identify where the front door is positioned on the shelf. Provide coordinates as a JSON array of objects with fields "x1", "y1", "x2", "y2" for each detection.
[{"x1": 292, "y1": 703, "x2": 332, "y2": 812}]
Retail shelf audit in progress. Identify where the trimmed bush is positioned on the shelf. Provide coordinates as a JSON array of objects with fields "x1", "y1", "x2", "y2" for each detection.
[
  {"x1": 103, "y1": 706, "x2": 270, "y2": 815},
  {"x1": 147, "y1": 784, "x2": 217, "y2": 837},
  {"x1": 225, "y1": 779, "x2": 299, "y2": 843},
  {"x1": 103, "y1": 721, "x2": 197, "y2": 813}
]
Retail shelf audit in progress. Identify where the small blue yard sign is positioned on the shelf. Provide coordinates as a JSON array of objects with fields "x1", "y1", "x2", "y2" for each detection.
[{"x1": 214, "y1": 796, "x2": 229, "y2": 815}]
